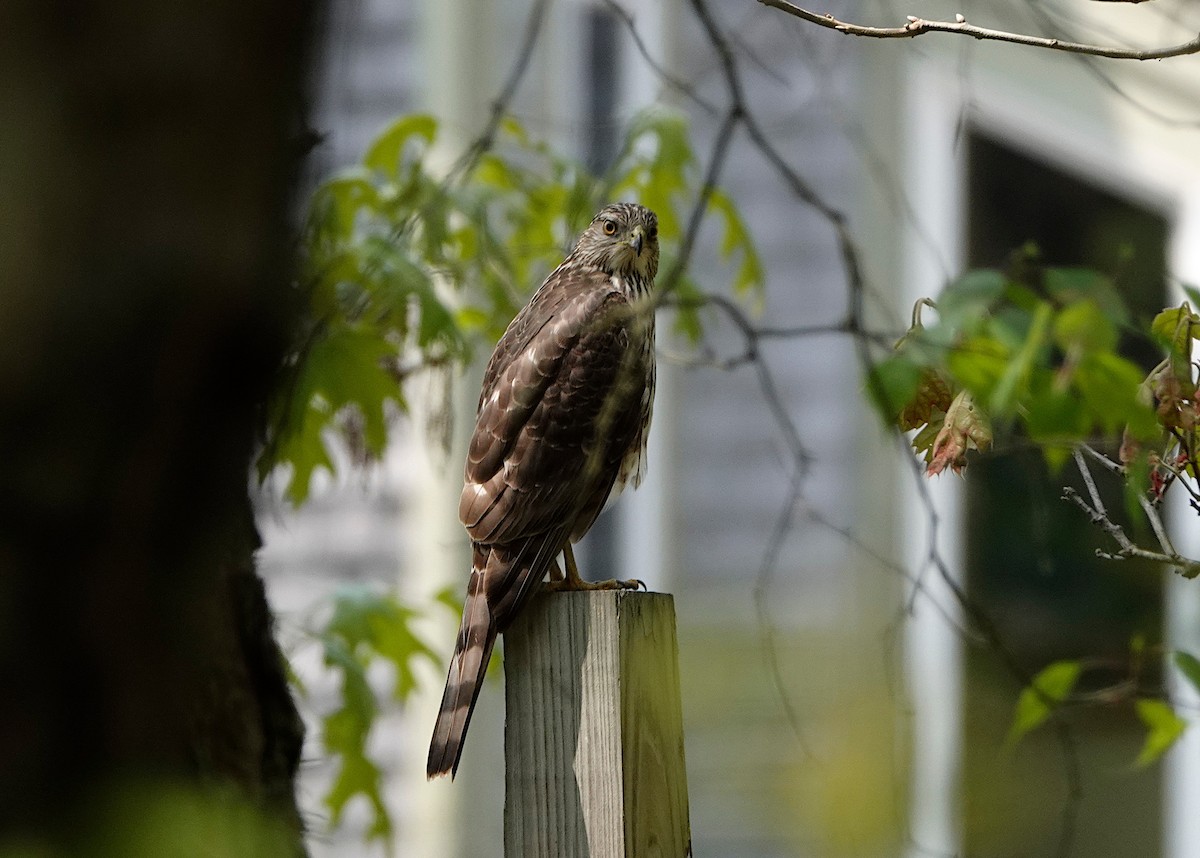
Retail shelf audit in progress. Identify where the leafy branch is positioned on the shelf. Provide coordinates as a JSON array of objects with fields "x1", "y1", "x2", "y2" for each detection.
[
  {"x1": 298, "y1": 586, "x2": 442, "y2": 845},
  {"x1": 873, "y1": 265, "x2": 1200, "y2": 780},
  {"x1": 258, "y1": 107, "x2": 762, "y2": 505}
]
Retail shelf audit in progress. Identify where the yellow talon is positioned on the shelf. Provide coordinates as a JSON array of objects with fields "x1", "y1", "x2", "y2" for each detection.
[{"x1": 542, "y1": 545, "x2": 647, "y2": 592}]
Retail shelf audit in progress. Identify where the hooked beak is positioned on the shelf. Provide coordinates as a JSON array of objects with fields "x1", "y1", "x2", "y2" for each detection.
[{"x1": 629, "y1": 226, "x2": 645, "y2": 256}]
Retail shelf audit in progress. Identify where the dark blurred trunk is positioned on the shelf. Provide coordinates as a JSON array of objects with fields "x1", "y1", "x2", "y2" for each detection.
[{"x1": 0, "y1": 2, "x2": 320, "y2": 853}]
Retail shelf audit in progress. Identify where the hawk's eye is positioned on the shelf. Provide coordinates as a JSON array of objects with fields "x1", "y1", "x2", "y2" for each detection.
[
  {"x1": 602, "y1": 220, "x2": 618, "y2": 236},
  {"x1": 647, "y1": 225, "x2": 658, "y2": 240}
]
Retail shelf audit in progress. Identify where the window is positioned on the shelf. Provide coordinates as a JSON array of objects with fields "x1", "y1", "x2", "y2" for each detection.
[{"x1": 962, "y1": 132, "x2": 1168, "y2": 857}]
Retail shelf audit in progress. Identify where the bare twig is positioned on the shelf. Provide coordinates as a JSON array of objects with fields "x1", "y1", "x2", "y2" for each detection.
[
  {"x1": 1020, "y1": 0, "x2": 1200, "y2": 128},
  {"x1": 1063, "y1": 485, "x2": 1200, "y2": 578},
  {"x1": 656, "y1": 107, "x2": 742, "y2": 300},
  {"x1": 753, "y1": 466, "x2": 823, "y2": 761},
  {"x1": 757, "y1": 0, "x2": 1200, "y2": 61},
  {"x1": 447, "y1": 0, "x2": 550, "y2": 183},
  {"x1": 602, "y1": 0, "x2": 720, "y2": 115},
  {"x1": 1140, "y1": 494, "x2": 1178, "y2": 557},
  {"x1": 1072, "y1": 445, "x2": 1200, "y2": 574},
  {"x1": 1073, "y1": 448, "x2": 1109, "y2": 519},
  {"x1": 1078, "y1": 443, "x2": 1124, "y2": 475}
]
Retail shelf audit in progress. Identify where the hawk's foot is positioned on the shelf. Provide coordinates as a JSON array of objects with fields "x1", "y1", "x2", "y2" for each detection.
[{"x1": 546, "y1": 544, "x2": 647, "y2": 592}]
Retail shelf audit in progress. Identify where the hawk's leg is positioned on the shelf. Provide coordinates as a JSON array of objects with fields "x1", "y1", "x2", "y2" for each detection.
[{"x1": 544, "y1": 543, "x2": 645, "y2": 591}]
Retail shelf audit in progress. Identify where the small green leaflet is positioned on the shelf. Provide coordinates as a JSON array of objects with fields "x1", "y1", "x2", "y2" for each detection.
[
  {"x1": 1133, "y1": 698, "x2": 1187, "y2": 768},
  {"x1": 707, "y1": 188, "x2": 764, "y2": 300},
  {"x1": 1007, "y1": 660, "x2": 1081, "y2": 747},
  {"x1": 364, "y1": 114, "x2": 437, "y2": 177},
  {"x1": 1174, "y1": 651, "x2": 1200, "y2": 695},
  {"x1": 1043, "y1": 267, "x2": 1128, "y2": 325}
]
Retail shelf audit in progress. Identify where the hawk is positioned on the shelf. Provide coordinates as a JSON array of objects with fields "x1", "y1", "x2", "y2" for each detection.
[{"x1": 427, "y1": 202, "x2": 659, "y2": 779}]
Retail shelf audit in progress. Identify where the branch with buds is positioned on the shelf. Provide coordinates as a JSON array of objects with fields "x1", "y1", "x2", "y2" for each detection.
[{"x1": 757, "y1": 0, "x2": 1200, "y2": 61}]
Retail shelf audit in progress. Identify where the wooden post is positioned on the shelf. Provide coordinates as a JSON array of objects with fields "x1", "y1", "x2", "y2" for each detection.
[{"x1": 503, "y1": 590, "x2": 691, "y2": 858}]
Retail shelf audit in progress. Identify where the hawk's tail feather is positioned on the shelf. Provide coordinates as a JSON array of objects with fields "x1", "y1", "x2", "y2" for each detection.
[
  {"x1": 427, "y1": 534, "x2": 565, "y2": 778},
  {"x1": 427, "y1": 568, "x2": 496, "y2": 780}
]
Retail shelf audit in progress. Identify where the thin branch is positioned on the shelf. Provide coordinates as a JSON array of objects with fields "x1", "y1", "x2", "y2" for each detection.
[
  {"x1": 754, "y1": 466, "x2": 823, "y2": 761},
  {"x1": 602, "y1": 0, "x2": 720, "y2": 115},
  {"x1": 1021, "y1": 0, "x2": 1200, "y2": 128},
  {"x1": 1072, "y1": 445, "x2": 1200, "y2": 573},
  {"x1": 671, "y1": 292, "x2": 815, "y2": 471},
  {"x1": 1062, "y1": 483, "x2": 1136, "y2": 553},
  {"x1": 1063, "y1": 486, "x2": 1200, "y2": 577},
  {"x1": 666, "y1": 291, "x2": 898, "y2": 350},
  {"x1": 1155, "y1": 456, "x2": 1200, "y2": 504},
  {"x1": 1140, "y1": 494, "x2": 1178, "y2": 557},
  {"x1": 1079, "y1": 443, "x2": 1124, "y2": 475},
  {"x1": 757, "y1": 0, "x2": 1200, "y2": 61},
  {"x1": 1073, "y1": 448, "x2": 1109, "y2": 519},
  {"x1": 656, "y1": 107, "x2": 741, "y2": 300},
  {"x1": 446, "y1": 0, "x2": 550, "y2": 183},
  {"x1": 805, "y1": 504, "x2": 985, "y2": 645}
]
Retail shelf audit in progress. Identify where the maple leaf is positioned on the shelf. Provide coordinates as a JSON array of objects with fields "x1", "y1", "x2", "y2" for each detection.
[
  {"x1": 898, "y1": 369, "x2": 954, "y2": 432},
  {"x1": 927, "y1": 390, "x2": 993, "y2": 476}
]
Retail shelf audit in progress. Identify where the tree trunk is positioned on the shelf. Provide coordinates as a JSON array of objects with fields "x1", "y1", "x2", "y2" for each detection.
[{"x1": 0, "y1": 2, "x2": 320, "y2": 852}]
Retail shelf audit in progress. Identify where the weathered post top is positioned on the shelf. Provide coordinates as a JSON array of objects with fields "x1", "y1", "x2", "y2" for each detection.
[{"x1": 503, "y1": 590, "x2": 691, "y2": 858}]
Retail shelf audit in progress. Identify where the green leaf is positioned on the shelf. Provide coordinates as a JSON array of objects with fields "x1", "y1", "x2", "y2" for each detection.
[
  {"x1": 1023, "y1": 385, "x2": 1091, "y2": 445},
  {"x1": 308, "y1": 170, "x2": 378, "y2": 241},
  {"x1": 1054, "y1": 300, "x2": 1117, "y2": 356},
  {"x1": 307, "y1": 326, "x2": 397, "y2": 449},
  {"x1": 707, "y1": 188, "x2": 764, "y2": 299},
  {"x1": 613, "y1": 108, "x2": 693, "y2": 238},
  {"x1": 476, "y1": 152, "x2": 519, "y2": 190},
  {"x1": 1041, "y1": 443, "x2": 1073, "y2": 473},
  {"x1": 324, "y1": 734, "x2": 388, "y2": 835},
  {"x1": 1174, "y1": 651, "x2": 1200, "y2": 696},
  {"x1": 1133, "y1": 698, "x2": 1187, "y2": 768},
  {"x1": 320, "y1": 640, "x2": 384, "y2": 831},
  {"x1": 1007, "y1": 660, "x2": 1082, "y2": 746},
  {"x1": 934, "y1": 269, "x2": 1005, "y2": 335},
  {"x1": 434, "y1": 585, "x2": 464, "y2": 615},
  {"x1": 1151, "y1": 303, "x2": 1200, "y2": 352},
  {"x1": 946, "y1": 335, "x2": 1010, "y2": 404},
  {"x1": 1076, "y1": 352, "x2": 1155, "y2": 436},
  {"x1": 455, "y1": 305, "x2": 492, "y2": 334},
  {"x1": 990, "y1": 300, "x2": 1053, "y2": 415},
  {"x1": 668, "y1": 274, "x2": 706, "y2": 343},
  {"x1": 866, "y1": 356, "x2": 924, "y2": 422},
  {"x1": 364, "y1": 114, "x2": 437, "y2": 176},
  {"x1": 278, "y1": 422, "x2": 334, "y2": 506},
  {"x1": 325, "y1": 585, "x2": 438, "y2": 700},
  {"x1": 1044, "y1": 267, "x2": 1129, "y2": 325}
]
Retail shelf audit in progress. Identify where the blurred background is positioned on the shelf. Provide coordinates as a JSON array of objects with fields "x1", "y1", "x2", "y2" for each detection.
[{"x1": 253, "y1": 0, "x2": 1200, "y2": 856}]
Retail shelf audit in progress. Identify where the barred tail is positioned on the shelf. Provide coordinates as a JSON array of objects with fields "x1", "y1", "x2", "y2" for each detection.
[{"x1": 427, "y1": 568, "x2": 496, "y2": 779}]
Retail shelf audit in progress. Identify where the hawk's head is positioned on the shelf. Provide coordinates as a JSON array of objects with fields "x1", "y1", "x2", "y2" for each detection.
[{"x1": 571, "y1": 203, "x2": 659, "y2": 284}]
